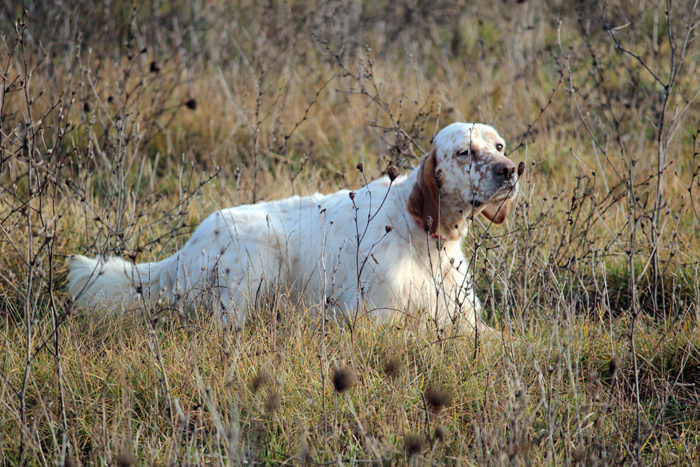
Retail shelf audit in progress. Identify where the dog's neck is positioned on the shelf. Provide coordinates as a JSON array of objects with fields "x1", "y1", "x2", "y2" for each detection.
[{"x1": 401, "y1": 167, "x2": 469, "y2": 245}]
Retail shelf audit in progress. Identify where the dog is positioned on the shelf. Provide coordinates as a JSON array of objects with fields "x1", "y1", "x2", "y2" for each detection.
[{"x1": 68, "y1": 122, "x2": 519, "y2": 332}]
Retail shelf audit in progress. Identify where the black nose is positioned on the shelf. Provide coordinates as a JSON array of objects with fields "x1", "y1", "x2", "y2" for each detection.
[{"x1": 494, "y1": 160, "x2": 517, "y2": 180}]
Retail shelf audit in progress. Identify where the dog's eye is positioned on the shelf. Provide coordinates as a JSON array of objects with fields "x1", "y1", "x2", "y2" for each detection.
[
  {"x1": 495, "y1": 143, "x2": 504, "y2": 152},
  {"x1": 456, "y1": 149, "x2": 471, "y2": 158}
]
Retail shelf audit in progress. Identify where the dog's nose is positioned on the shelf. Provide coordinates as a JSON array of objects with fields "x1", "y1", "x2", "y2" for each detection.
[{"x1": 494, "y1": 160, "x2": 517, "y2": 180}]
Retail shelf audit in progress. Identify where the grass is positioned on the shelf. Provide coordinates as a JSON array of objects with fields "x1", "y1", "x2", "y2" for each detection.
[
  {"x1": 2, "y1": 308, "x2": 697, "y2": 464},
  {"x1": 1, "y1": 0, "x2": 699, "y2": 464}
]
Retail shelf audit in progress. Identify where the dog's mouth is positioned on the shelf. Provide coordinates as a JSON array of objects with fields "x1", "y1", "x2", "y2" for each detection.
[
  {"x1": 469, "y1": 180, "x2": 518, "y2": 207},
  {"x1": 490, "y1": 180, "x2": 519, "y2": 201}
]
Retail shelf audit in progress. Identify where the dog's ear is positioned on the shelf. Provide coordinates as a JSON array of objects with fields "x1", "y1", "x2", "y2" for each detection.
[
  {"x1": 407, "y1": 148, "x2": 440, "y2": 235},
  {"x1": 480, "y1": 198, "x2": 511, "y2": 225}
]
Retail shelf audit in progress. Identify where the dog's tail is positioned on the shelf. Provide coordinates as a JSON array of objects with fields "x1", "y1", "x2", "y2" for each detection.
[{"x1": 67, "y1": 254, "x2": 178, "y2": 311}]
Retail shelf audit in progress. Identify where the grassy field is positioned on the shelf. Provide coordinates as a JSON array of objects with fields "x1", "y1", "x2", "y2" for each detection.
[{"x1": 1, "y1": 0, "x2": 699, "y2": 464}]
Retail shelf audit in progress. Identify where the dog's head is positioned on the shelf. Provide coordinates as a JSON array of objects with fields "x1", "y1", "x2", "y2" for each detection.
[{"x1": 407, "y1": 122, "x2": 519, "y2": 237}]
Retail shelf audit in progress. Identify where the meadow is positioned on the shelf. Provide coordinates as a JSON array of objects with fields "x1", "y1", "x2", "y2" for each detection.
[{"x1": 1, "y1": 0, "x2": 699, "y2": 464}]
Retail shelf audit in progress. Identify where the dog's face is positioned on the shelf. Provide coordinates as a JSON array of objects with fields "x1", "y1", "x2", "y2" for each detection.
[
  {"x1": 407, "y1": 122, "x2": 519, "y2": 236},
  {"x1": 435, "y1": 122, "x2": 519, "y2": 219}
]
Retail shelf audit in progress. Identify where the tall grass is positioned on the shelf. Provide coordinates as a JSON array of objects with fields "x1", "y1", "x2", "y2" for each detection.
[{"x1": 1, "y1": 1, "x2": 698, "y2": 464}]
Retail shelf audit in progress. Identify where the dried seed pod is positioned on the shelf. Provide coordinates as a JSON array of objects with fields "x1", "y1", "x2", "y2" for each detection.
[
  {"x1": 332, "y1": 366, "x2": 354, "y2": 393},
  {"x1": 265, "y1": 391, "x2": 280, "y2": 414},
  {"x1": 383, "y1": 357, "x2": 401, "y2": 378},
  {"x1": 387, "y1": 164, "x2": 399, "y2": 181},
  {"x1": 250, "y1": 371, "x2": 270, "y2": 393},
  {"x1": 434, "y1": 424, "x2": 447, "y2": 443},
  {"x1": 425, "y1": 387, "x2": 452, "y2": 412},
  {"x1": 116, "y1": 450, "x2": 136, "y2": 467},
  {"x1": 404, "y1": 433, "x2": 424, "y2": 456}
]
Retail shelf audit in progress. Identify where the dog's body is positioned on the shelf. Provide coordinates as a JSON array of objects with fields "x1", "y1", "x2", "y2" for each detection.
[{"x1": 68, "y1": 123, "x2": 519, "y2": 331}]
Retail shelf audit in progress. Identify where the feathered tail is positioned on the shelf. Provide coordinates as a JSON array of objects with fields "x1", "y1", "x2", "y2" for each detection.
[{"x1": 67, "y1": 254, "x2": 177, "y2": 310}]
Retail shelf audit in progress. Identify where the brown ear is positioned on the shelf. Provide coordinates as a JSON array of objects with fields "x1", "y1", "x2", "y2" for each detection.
[
  {"x1": 480, "y1": 199, "x2": 511, "y2": 225},
  {"x1": 407, "y1": 148, "x2": 440, "y2": 235}
]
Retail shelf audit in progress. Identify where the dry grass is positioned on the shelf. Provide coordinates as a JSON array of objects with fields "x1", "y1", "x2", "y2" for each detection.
[{"x1": 1, "y1": 0, "x2": 699, "y2": 464}]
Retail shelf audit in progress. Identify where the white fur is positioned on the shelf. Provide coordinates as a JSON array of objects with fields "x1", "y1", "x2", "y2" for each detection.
[{"x1": 68, "y1": 123, "x2": 519, "y2": 331}]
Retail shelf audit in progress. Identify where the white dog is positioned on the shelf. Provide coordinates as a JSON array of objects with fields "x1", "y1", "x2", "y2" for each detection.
[{"x1": 68, "y1": 123, "x2": 519, "y2": 331}]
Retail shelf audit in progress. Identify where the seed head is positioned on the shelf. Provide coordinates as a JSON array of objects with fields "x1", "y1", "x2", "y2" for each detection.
[
  {"x1": 265, "y1": 391, "x2": 280, "y2": 414},
  {"x1": 184, "y1": 98, "x2": 197, "y2": 110},
  {"x1": 383, "y1": 357, "x2": 401, "y2": 378},
  {"x1": 150, "y1": 61, "x2": 161, "y2": 73},
  {"x1": 356, "y1": 162, "x2": 364, "y2": 172},
  {"x1": 348, "y1": 191, "x2": 356, "y2": 201},
  {"x1": 386, "y1": 164, "x2": 399, "y2": 181},
  {"x1": 332, "y1": 366, "x2": 354, "y2": 393},
  {"x1": 517, "y1": 161, "x2": 525, "y2": 176},
  {"x1": 423, "y1": 216, "x2": 433, "y2": 232},
  {"x1": 425, "y1": 387, "x2": 452, "y2": 412},
  {"x1": 116, "y1": 450, "x2": 136, "y2": 467},
  {"x1": 434, "y1": 424, "x2": 447, "y2": 443},
  {"x1": 385, "y1": 225, "x2": 393, "y2": 234},
  {"x1": 250, "y1": 371, "x2": 270, "y2": 393},
  {"x1": 404, "y1": 433, "x2": 424, "y2": 456}
]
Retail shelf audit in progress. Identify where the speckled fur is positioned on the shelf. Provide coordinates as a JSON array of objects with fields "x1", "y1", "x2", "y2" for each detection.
[{"x1": 67, "y1": 123, "x2": 519, "y2": 332}]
